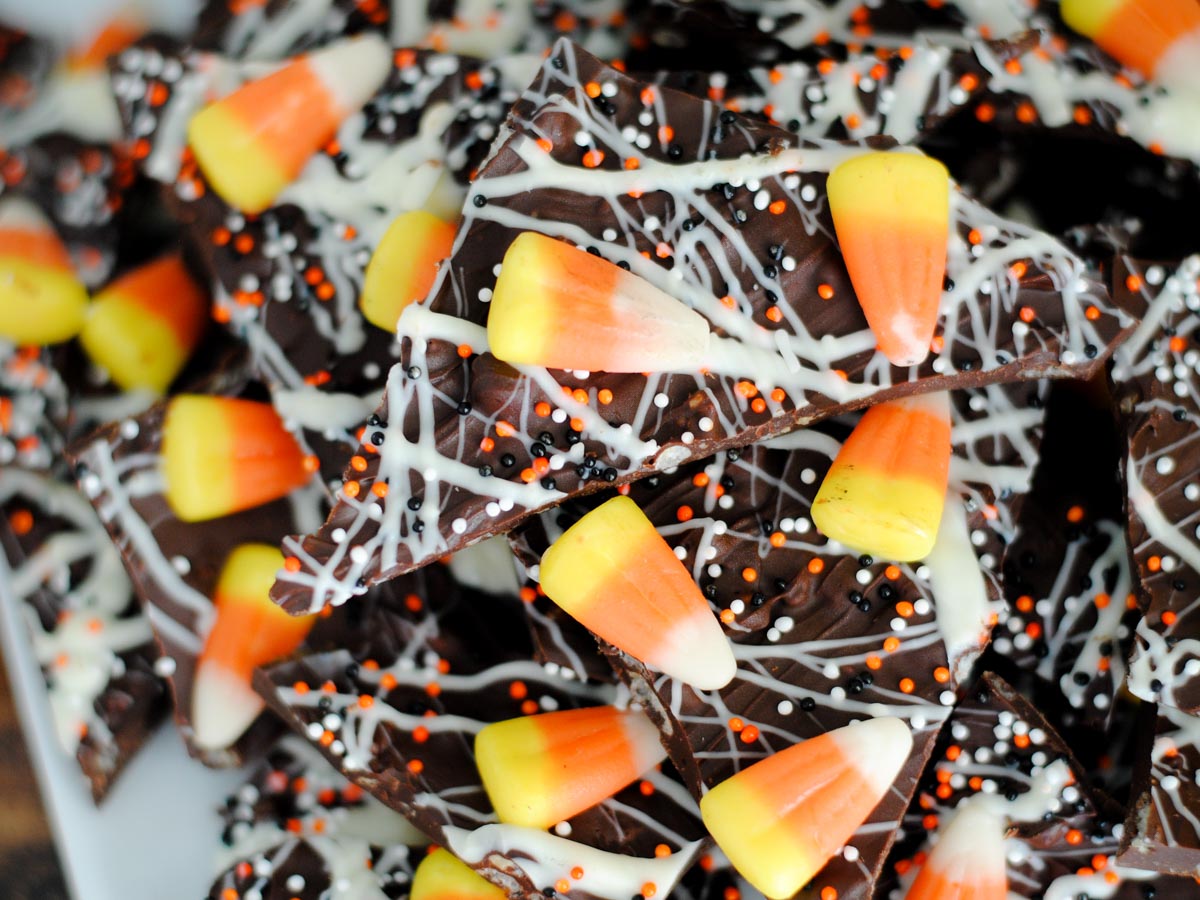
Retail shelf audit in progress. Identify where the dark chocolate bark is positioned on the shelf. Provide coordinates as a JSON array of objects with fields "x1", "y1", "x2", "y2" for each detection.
[
  {"x1": 0, "y1": 468, "x2": 166, "y2": 802},
  {"x1": 886, "y1": 672, "x2": 1191, "y2": 898},
  {"x1": 1109, "y1": 256, "x2": 1200, "y2": 715},
  {"x1": 993, "y1": 377, "x2": 1139, "y2": 728},
  {"x1": 0, "y1": 342, "x2": 71, "y2": 473},
  {"x1": 273, "y1": 39, "x2": 1129, "y2": 615},
  {"x1": 256, "y1": 564, "x2": 707, "y2": 900},
  {"x1": 191, "y1": 0, "x2": 389, "y2": 59},
  {"x1": 208, "y1": 734, "x2": 426, "y2": 900}
]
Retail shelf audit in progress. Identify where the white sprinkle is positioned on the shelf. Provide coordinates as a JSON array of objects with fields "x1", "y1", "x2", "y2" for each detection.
[
  {"x1": 654, "y1": 393, "x2": 670, "y2": 408},
  {"x1": 1157, "y1": 456, "x2": 1177, "y2": 475},
  {"x1": 856, "y1": 569, "x2": 872, "y2": 585},
  {"x1": 153, "y1": 657, "x2": 176, "y2": 677},
  {"x1": 777, "y1": 700, "x2": 794, "y2": 715},
  {"x1": 171, "y1": 556, "x2": 191, "y2": 575},
  {"x1": 452, "y1": 518, "x2": 467, "y2": 534},
  {"x1": 554, "y1": 821, "x2": 572, "y2": 836},
  {"x1": 698, "y1": 417, "x2": 714, "y2": 432}
]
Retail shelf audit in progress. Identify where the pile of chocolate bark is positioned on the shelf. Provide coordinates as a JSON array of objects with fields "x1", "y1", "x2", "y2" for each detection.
[{"x1": 3, "y1": 1, "x2": 1200, "y2": 897}]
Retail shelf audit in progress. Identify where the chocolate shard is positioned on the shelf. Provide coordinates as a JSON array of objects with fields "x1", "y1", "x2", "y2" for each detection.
[
  {"x1": 256, "y1": 564, "x2": 707, "y2": 900},
  {"x1": 273, "y1": 39, "x2": 1129, "y2": 615},
  {"x1": 992, "y1": 377, "x2": 1140, "y2": 729},
  {"x1": 208, "y1": 733, "x2": 426, "y2": 900},
  {"x1": 0, "y1": 342, "x2": 71, "y2": 472},
  {"x1": 0, "y1": 467, "x2": 166, "y2": 803},
  {"x1": 652, "y1": 37, "x2": 1018, "y2": 146},
  {"x1": 1110, "y1": 256, "x2": 1200, "y2": 714},
  {"x1": 191, "y1": 0, "x2": 388, "y2": 60},
  {"x1": 1119, "y1": 704, "x2": 1200, "y2": 877},
  {"x1": 886, "y1": 671, "x2": 1190, "y2": 898},
  {"x1": 64, "y1": 384, "x2": 403, "y2": 766},
  {"x1": 112, "y1": 40, "x2": 533, "y2": 400},
  {"x1": 508, "y1": 379, "x2": 1048, "y2": 898}
]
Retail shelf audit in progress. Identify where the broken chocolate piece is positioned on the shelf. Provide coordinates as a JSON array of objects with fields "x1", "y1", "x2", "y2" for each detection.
[
  {"x1": 0, "y1": 467, "x2": 166, "y2": 802},
  {"x1": 273, "y1": 40, "x2": 1128, "y2": 615}
]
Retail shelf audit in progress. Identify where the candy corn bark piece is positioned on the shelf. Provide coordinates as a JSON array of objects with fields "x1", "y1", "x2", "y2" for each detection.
[
  {"x1": 1061, "y1": 0, "x2": 1200, "y2": 90},
  {"x1": 80, "y1": 254, "x2": 208, "y2": 393},
  {"x1": 0, "y1": 197, "x2": 89, "y2": 344},
  {"x1": 360, "y1": 211, "x2": 456, "y2": 332},
  {"x1": 193, "y1": 544, "x2": 316, "y2": 750},
  {"x1": 827, "y1": 152, "x2": 949, "y2": 368},
  {"x1": 811, "y1": 391, "x2": 952, "y2": 561},
  {"x1": 412, "y1": 849, "x2": 506, "y2": 900},
  {"x1": 487, "y1": 232, "x2": 710, "y2": 373},
  {"x1": 475, "y1": 705, "x2": 667, "y2": 828},
  {"x1": 701, "y1": 717, "x2": 913, "y2": 900},
  {"x1": 161, "y1": 395, "x2": 310, "y2": 522},
  {"x1": 188, "y1": 34, "x2": 392, "y2": 213},
  {"x1": 905, "y1": 802, "x2": 1007, "y2": 900},
  {"x1": 539, "y1": 496, "x2": 736, "y2": 690}
]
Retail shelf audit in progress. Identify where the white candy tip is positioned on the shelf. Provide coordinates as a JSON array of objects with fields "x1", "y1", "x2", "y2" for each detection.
[
  {"x1": 659, "y1": 613, "x2": 737, "y2": 691},
  {"x1": 0, "y1": 195, "x2": 53, "y2": 230},
  {"x1": 191, "y1": 661, "x2": 264, "y2": 751},
  {"x1": 834, "y1": 716, "x2": 913, "y2": 793},
  {"x1": 310, "y1": 33, "x2": 392, "y2": 114}
]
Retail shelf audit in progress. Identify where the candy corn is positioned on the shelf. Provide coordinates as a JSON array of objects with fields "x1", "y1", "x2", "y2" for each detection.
[
  {"x1": 360, "y1": 211, "x2": 456, "y2": 332},
  {"x1": 827, "y1": 152, "x2": 950, "y2": 368},
  {"x1": 161, "y1": 395, "x2": 310, "y2": 522},
  {"x1": 538, "y1": 496, "x2": 736, "y2": 690},
  {"x1": 487, "y1": 232, "x2": 710, "y2": 373},
  {"x1": 188, "y1": 34, "x2": 392, "y2": 213},
  {"x1": 0, "y1": 197, "x2": 89, "y2": 344},
  {"x1": 412, "y1": 849, "x2": 506, "y2": 900},
  {"x1": 701, "y1": 717, "x2": 913, "y2": 900},
  {"x1": 1060, "y1": 0, "x2": 1200, "y2": 91},
  {"x1": 66, "y1": 15, "x2": 145, "y2": 70},
  {"x1": 475, "y1": 706, "x2": 667, "y2": 828},
  {"x1": 811, "y1": 391, "x2": 951, "y2": 561},
  {"x1": 904, "y1": 803, "x2": 1007, "y2": 900},
  {"x1": 192, "y1": 544, "x2": 316, "y2": 750},
  {"x1": 80, "y1": 254, "x2": 208, "y2": 393}
]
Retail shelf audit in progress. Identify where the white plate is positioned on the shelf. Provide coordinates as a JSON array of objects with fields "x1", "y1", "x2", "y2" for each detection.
[{"x1": 0, "y1": 554, "x2": 243, "y2": 900}]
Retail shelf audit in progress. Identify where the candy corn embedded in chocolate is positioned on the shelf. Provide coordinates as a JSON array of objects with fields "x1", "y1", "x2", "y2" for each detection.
[
  {"x1": 701, "y1": 717, "x2": 913, "y2": 900},
  {"x1": 161, "y1": 395, "x2": 310, "y2": 522},
  {"x1": 827, "y1": 152, "x2": 950, "y2": 368},
  {"x1": 360, "y1": 211, "x2": 456, "y2": 332},
  {"x1": 811, "y1": 391, "x2": 952, "y2": 561},
  {"x1": 188, "y1": 34, "x2": 392, "y2": 213},
  {"x1": 487, "y1": 231, "x2": 710, "y2": 373},
  {"x1": 80, "y1": 254, "x2": 208, "y2": 393},
  {"x1": 0, "y1": 197, "x2": 89, "y2": 345},
  {"x1": 905, "y1": 802, "x2": 1007, "y2": 900},
  {"x1": 474, "y1": 705, "x2": 667, "y2": 828},
  {"x1": 412, "y1": 848, "x2": 506, "y2": 900},
  {"x1": 1061, "y1": 0, "x2": 1200, "y2": 91},
  {"x1": 192, "y1": 544, "x2": 316, "y2": 750},
  {"x1": 538, "y1": 496, "x2": 736, "y2": 690}
]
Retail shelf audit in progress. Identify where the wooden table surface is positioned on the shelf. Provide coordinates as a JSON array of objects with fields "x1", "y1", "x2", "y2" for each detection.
[{"x1": 0, "y1": 647, "x2": 70, "y2": 899}]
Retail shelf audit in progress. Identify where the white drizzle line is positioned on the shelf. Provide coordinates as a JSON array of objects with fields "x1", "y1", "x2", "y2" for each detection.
[
  {"x1": 444, "y1": 824, "x2": 703, "y2": 900},
  {"x1": 0, "y1": 468, "x2": 149, "y2": 757}
]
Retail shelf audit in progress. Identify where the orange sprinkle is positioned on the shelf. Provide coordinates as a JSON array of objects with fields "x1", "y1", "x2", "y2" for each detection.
[
  {"x1": 1125, "y1": 274, "x2": 1144, "y2": 292},
  {"x1": 641, "y1": 883, "x2": 657, "y2": 899},
  {"x1": 456, "y1": 344, "x2": 473, "y2": 358},
  {"x1": 899, "y1": 678, "x2": 915, "y2": 694},
  {"x1": 1014, "y1": 733, "x2": 1031, "y2": 749},
  {"x1": 381, "y1": 673, "x2": 398, "y2": 691},
  {"x1": 1074, "y1": 105, "x2": 1094, "y2": 126},
  {"x1": 720, "y1": 294, "x2": 737, "y2": 309},
  {"x1": 820, "y1": 888, "x2": 837, "y2": 900},
  {"x1": 598, "y1": 389, "x2": 614, "y2": 405},
  {"x1": 350, "y1": 455, "x2": 368, "y2": 472},
  {"x1": 817, "y1": 283, "x2": 835, "y2": 301},
  {"x1": 1019, "y1": 306, "x2": 1036, "y2": 323},
  {"x1": 677, "y1": 505, "x2": 694, "y2": 522},
  {"x1": 1094, "y1": 593, "x2": 1110, "y2": 610},
  {"x1": 480, "y1": 437, "x2": 495, "y2": 452},
  {"x1": 934, "y1": 667, "x2": 950, "y2": 683},
  {"x1": 625, "y1": 158, "x2": 641, "y2": 172},
  {"x1": 896, "y1": 601, "x2": 915, "y2": 618},
  {"x1": 1066, "y1": 829, "x2": 1083, "y2": 846},
  {"x1": 884, "y1": 636, "x2": 901, "y2": 652},
  {"x1": 535, "y1": 401, "x2": 551, "y2": 417},
  {"x1": 770, "y1": 531, "x2": 786, "y2": 548},
  {"x1": 1026, "y1": 622, "x2": 1043, "y2": 640},
  {"x1": 975, "y1": 102, "x2": 996, "y2": 122},
  {"x1": 371, "y1": 482, "x2": 389, "y2": 498},
  {"x1": 640, "y1": 87, "x2": 656, "y2": 105},
  {"x1": 765, "y1": 305, "x2": 783, "y2": 323},
  {"x1": 8, "y1": 508, "x2": 33, "y2": 536},
  {"x1": 751, "y1": 398, "x2": 767, "y2": 414},
  {"x1": 292, "y1": 681, "x2": 309, "y2": 694},
  {"x1": 736, "y1": 380, "x2": 759, "y2": 398},
  {"x1": 284, "y1": 556, "x2": 302, "y2": 573},
  {"x1": 495, "y1": 420, "x2": 515, "y2": 438},
  {"x1": 770, "y1": 388, "x2": 786, "y2": 403},
  {"x1": 1162, "y1": 610, "x2": 1178, "y2": 627},
  {"x1": 1066, "y1": 505, "x2": 1085, "y2": 523},
  {"x1": 866, "y1": 655, "x2": 882, "y2": 671},
  {"x1": 768, "y1": 199, "x2": 787, "y2": 215},
  {"x1": 807, "y1": 558, "x2": 825, "y2": 574},
  {"x1": 570, "y1": 417, "x2": 585, "y2": 432},
  {"x1": 1170, "y1": 336, "x2": 1187, "y2": 354},
  {"x1": 720, "y1": 609, "x2": 736, "y2": 624},
  {"x1": 582, "y1": 149, "x2": 605, "y2": 168},
  {"x1": 968, "y1": 228, "x2": 983, "y2": 245},
  {"x1": 357, "y1": 694, "x2": 374, "y2": 710},
  {"x1": 1016, "y1": 595, "x2": 1034, "y2": 613},
  {"x1": 741, "y1": 567, "x2": 757, "y2": 583},
  {"x1": 1148, "y1": 556, "x2": 1162, "y2": 573},
  {"x1": 884, "y1": 565, "x2": 900, "y2": 580},
  {"x1": 343, "y1": 481, "x2": 361, "y2": 499}
]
